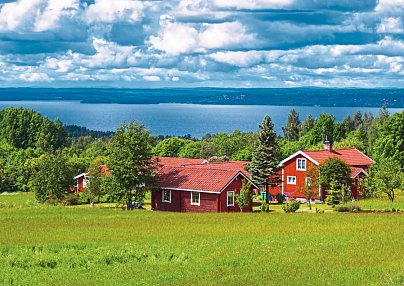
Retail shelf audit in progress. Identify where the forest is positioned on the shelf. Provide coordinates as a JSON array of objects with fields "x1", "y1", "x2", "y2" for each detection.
[{"x1": 0, "y1": 106, "x2": 402, "y2": 205}]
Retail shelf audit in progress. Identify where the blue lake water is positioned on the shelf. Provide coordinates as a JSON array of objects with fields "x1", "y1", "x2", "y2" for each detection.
[{"x1": 0, "y1": 101, "x2": 402, "y2": 137}]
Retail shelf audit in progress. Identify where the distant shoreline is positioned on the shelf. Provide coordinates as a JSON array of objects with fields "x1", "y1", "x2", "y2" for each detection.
[{"x1": 0, "y1": 87, "x2": 403, "y2": 108}]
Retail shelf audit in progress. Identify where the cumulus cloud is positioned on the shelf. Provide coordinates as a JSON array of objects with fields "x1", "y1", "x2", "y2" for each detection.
[
  {"x1": 84, "y1": 0, "x2": 145, "y2": 24},
  {"x1": 148, "y1": 20, "x2": 255, "y2": 55},
  {"x1": 377, "y1": 17, "x2": 404, "y2": 33},
  {"x1": 0, "y1": 0, "x2": 403, "y2": 87}
]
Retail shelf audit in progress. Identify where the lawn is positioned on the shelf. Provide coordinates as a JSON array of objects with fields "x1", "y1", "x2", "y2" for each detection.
[{"x1": 0, "y1": 192, "x2": 403, "y2": 286}]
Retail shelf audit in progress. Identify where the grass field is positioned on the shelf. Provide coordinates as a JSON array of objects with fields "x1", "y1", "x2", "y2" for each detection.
[{"x1": 0, "y1": 192, "x2": 403, "y2": 286}]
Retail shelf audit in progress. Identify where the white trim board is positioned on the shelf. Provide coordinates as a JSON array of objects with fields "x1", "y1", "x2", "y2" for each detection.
[{"x1": 278, "y1": 150, "x2": 320, "y2": 167}]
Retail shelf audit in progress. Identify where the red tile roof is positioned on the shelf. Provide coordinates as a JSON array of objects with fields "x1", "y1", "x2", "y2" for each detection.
[
  {"x1": 157, "y1": 157, "x2": 250, "y2": 177},
  {"x1": 350, "y1": 167, "x2": 367, "y2": 178},
  {"x1": 303, "y1": 148, "x2": 374, "y2": 166},
  {"x1": 156, "y1": 165, "x2": 242, "y2": 193}
]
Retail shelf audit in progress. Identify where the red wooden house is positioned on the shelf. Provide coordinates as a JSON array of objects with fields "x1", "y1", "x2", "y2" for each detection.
[
  {"x1": 72, "y1": 165, "x2": 109, "y2": 192},
  {"x1": 272, "y1": 142, "x2": 374, "y2": 201},
  {"x1": 151, "y1": 157, "x2": 257, "y2": 212}
]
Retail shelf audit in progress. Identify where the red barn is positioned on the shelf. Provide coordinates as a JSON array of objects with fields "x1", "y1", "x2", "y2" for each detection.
[
  {"x1": 272, "y1": 142, "x2": 374, "y2": 201},
  {"x1": 152, "y1": 157, "x2": 257, "y2": 212}
]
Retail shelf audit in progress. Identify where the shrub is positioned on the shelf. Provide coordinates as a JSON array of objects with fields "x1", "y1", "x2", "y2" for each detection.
[
  {"x1": 334, "y1": 206, "x2": 349, "y2": 212},
  {"x1": 260, "y1": 203, "x2": 270, "y2": 212},
  {"x1": 349, "y1": 205, "x2": 361, "y2": 212},
  {"x1": 61, "y1": 193, "x2": 80, "y2": 206},
  {"x1": 282, "y1": 200, "x2": 300, "y2": 213},
  {"x1": 276, "y1": 193, "x2": 285, "y2": 204}
]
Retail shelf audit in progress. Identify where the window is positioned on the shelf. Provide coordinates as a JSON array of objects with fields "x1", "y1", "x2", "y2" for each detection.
[
  {"x1": 296, "y1": 158, "x2": 306, "y2": 171},
  {"x1": 162, "y1": 190, "x2": 171, "y2": 203},
  {"x1": 191, "y1": 192, "x2": 200, "y2": 206},
  {"x1": 83, "y1": 178, "x2": 89, "y2": 188},
  {"x1": 287, "y1": 176, "x2": 296, "y2": 185},
  {"x1": 227, "y1": 191, "x2": 235, "y2": 206},
  {"x1": 305, "y1": 177, "x2": 312, "y2": 186}
]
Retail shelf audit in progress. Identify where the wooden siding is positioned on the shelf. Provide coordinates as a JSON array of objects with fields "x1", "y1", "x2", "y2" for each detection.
[{"x1": 151, "y1": 174, "x2": 253, "y2": 212}]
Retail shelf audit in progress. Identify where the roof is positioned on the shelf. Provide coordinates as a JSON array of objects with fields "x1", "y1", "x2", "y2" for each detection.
[
  {"x1": 279, "y1": 148, "x2": 374, "y2": 167},
  {"x1": 156, "y1": 165, "x2": 248, "y2": 193},
  {"x1": 350, "y1": 167, "x2": 368, "y2": 178},
  {"x1": 73, "y1": 173, "x2": 87, "y2": 180},
  {"x1": 157, "y1": 157, "x2": 250, "y2": 177}
]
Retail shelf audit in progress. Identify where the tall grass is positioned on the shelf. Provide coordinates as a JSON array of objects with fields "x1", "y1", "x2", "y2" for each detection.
[{"x1": 0, "y1": 193, "x2": 403, "y2": 285}]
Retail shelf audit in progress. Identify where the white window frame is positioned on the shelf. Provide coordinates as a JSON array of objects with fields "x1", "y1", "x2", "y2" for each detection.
[
  {"x1": 287, "y1": 176, "x2": 296, "y2": 185},
  {"x1": 162, "y1": 189, "x2": 171, "y2": 203},
  {"x1": 227, "y1": 191, "x2": 235, "y2": 206},
  {"x1": 296, "y1": 158, "x2": 307, "y2": 171},
  {"x1": 305, "y1": 177, "x2": 312, "y2": 187},
  {"x1": 191, "y1": 192, "x2": 200, "y2": 206},
  {"x1": 83, "y1": 177, "x2": 89, "y2": 188}
]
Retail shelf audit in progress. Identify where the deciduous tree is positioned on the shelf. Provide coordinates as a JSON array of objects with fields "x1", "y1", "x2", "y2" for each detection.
[
  {"x1": 236, "y1": 180, "x2": 252, "y2": 212},
  {"x1": 107, "y1": 122, "x2": 157, "y2": 210},
  {"x1": 366, "y1": 159, "x2": 403, "y2": 202}
]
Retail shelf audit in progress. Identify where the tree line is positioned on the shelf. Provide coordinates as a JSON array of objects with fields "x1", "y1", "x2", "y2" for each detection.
[{"x1": 0, "y1": 107, "x2": 402, "y2": 206}]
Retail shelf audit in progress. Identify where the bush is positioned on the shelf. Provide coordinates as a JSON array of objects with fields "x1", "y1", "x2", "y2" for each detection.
[
  {"x1": 334, "y1": 206, "x2": 350, "y2": 212},
  {"x1": 349, "y1": 205, "x2": 361, "y2": 212},
  {"x1": 260, "y1": 203, "x2": 270, "y2": 212},
  {"x1": 61, "y1": 193, "x2": 80, "y2": 206},
  {"x1": 282, "y1": 200, "x2": 300, "y2": 213},
  {"x1": 276, "y1": 193, "x2": 285, "y2": 204}
]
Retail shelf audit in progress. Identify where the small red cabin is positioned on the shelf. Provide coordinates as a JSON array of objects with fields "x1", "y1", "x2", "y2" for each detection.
[
  {"x1": 272, "y1": 142, "x2": 374, "y2": 201},
  {"x1": 72, "y1": 165, "x2": 109, "y2": 192},
  {"x1": 151, "y1": 157, "x2": 257, "y2": 212}
]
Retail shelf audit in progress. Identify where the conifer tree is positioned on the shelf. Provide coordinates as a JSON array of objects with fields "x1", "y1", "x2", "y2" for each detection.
[
  {"x1": 282, "y1": 109, "x2": 301, "y2": 141},
  {"x1": 300, "y1": 114, "x2": 315, "y2": 137},
  {"x1": 250, "y1": 115, "x2": 280, "y2": 204}
]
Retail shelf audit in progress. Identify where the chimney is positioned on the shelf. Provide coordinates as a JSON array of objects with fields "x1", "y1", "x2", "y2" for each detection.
[{"x1": 323, "y1": 141, "x2": 332, "y2": 151}]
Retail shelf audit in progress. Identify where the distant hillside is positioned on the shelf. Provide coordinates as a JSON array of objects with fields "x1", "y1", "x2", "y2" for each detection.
[{"x1": 0, "y1": 88, "x2": 403, "y2": 107}]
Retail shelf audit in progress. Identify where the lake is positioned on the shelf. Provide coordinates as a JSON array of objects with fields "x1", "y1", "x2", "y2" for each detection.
[{"x1": 0, "y1": 101, "x2": 402, "y2": 137}]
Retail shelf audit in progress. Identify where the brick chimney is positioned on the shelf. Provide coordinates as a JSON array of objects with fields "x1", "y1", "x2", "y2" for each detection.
[{"x1": 323, "y1": 140, "x2": 332, "y2": 151}]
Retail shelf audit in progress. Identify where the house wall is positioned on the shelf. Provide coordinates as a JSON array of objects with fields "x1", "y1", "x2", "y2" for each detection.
[
  {"x1": 77, "y1": 177, "x2": 85, "y2": 192},
  {"x1": 152, "y1": 190, "x2": 218, "y2": 212},
  {"x1": 151, "y1": 175, "x2": 253, "y2": 213},
  {"x1": 218, "y1": 175, "x2": 253, "y2": 212},
  {"x1": 281, "y1": 154, "x2": 318, "y2": 198}
]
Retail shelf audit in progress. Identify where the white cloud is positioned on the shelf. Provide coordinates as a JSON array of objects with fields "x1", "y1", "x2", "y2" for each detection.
[
  {"x1": 209, "y1": 51, "x2": 264, "y2": 67},
  {"x1": 199, "y1": 22, "x2": 255, "y2": 49},
  {"x1": 84, "y1": 0, "x2": 145, "y2": 24},
  {"x1": 213, "y1": 0, "x2": 293, "y2": 10},
  {"x1": 148, "y1": 22, "x2": 199, "y2": 55},
  {"x1": 0, "y1": 0, "x2": 43, "y2": 31},
  {"x1": 149, "y1": 21, "x2": 255, "y2": 55},
  {"x1": 34, "y1": 0, "x2": 80, "y2": 32},
  {"x1": 0, "y1": 0, "x2": 80, "y2": 32},
  {"x1": 377, "y1": 17, "x2": 404, "y2": 33},
  {"x1": 143, "y1": 75, "x2": 161, "y2": 81},
  {"x1": 375, "y1": 0, "x2": 404, "y2": 12},
  {"x1": 19, "y1": 72, "x2": 52, "y2": 82}
]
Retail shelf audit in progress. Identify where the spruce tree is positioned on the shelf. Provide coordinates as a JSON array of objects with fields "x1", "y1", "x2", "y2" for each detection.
[
  {"x1": 250, "y1": 115, "x2": 280, "y2": 204},
  {"x1": 300, "y1": 114, "x2": 315, "y2": 137},
  {"x1": 282, "y1": 109, "x2": 301, "y2": 141}
]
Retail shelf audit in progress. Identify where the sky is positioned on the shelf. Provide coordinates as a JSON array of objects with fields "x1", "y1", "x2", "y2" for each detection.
[{"x1": 0, "y1": 0, "x2": 403, "y2": 88}]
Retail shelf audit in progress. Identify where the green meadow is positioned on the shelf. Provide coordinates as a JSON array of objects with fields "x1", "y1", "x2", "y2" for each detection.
[{"x1": 0, "y1": 193, "x2": 403, "y2": 286}]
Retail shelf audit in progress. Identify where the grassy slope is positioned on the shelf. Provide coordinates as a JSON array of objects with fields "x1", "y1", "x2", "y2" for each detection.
[{"x1": 0, "y1": 193, "x2": 403, "y2": 286}]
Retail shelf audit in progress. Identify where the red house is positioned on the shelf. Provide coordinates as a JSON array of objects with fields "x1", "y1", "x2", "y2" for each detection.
[
  {"x1": 151, "y1": 157, "x2": 257, "y2": 212},
  {"x1": 272, "y1": 142, "x2": 374, "y2": 201},
  {"x1": 72, "y1": 165, "x2": 109, "y2": 192}
]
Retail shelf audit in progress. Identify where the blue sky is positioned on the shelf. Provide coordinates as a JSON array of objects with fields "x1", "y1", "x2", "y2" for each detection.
[{"x1": 0, "y1": 0, "x2": 403, "y2": 88}]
